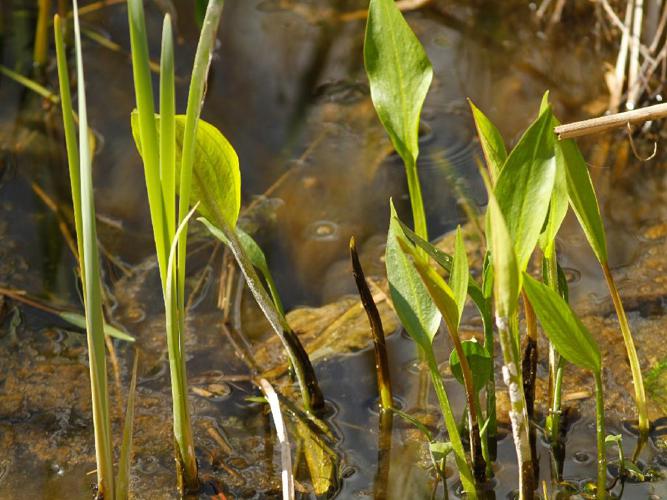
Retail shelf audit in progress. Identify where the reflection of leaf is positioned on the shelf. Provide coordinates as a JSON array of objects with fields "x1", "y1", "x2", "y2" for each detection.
[{"x1": 296, "y1": 420, "x2": 336, "y2": 495}]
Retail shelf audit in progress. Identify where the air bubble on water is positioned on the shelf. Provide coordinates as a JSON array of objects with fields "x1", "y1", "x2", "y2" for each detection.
[{"x1": 304, "y1": 220, "x2": 339, "y2": 241}]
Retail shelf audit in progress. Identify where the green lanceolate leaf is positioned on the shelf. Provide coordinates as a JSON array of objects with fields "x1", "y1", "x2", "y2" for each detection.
[
  {"x1": 468, "y1": 100, "x2": 507, "y2": 184},
  {"x1": 483, "y1": 171, "x2": 520, "y2": 318},
  {"x1": 59, "y1": 312, "x2": 135, "y2": 343},
  {"x1": 131, "y1": 113, "x2": 241, "y2": 230},
  {"x1": 364, "y1": 0, "x2": 432, "y2": 166},
  {"x1": 494, "y1": 106, "x2": 556, "y2": 270},
  {"x1": 399, "y1": 237, "x2": 459, "y2": 334},
  {"x1": 559, "y1": 133, "x2": 608, "y2": 264},
  {"x1": 538, "y1": 94, "x2": 569, "y2": 257},
  {"x1": 386, "y1": 201, "x2": 441, "y2": 348},
  {"x1": 398, "y1": 220, "x2": 492, "y2": 334},
  {"x1": 522, "y1": 273, "x2": 601, "y2": 373},
  {"x1": 449, "y1": 339, "x2": 492, "y2": 393},
  {"x1": 451, "y1": 226, "x2": 469, "y2": 326}
]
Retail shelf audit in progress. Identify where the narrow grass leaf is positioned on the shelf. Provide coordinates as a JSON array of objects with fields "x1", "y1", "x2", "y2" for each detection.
[
  {"x1": 522, "y1": 273, "x2": 600, "y2": 373},
  {"x1": 364, "y1": 0, "x2": 432, "y2": 166},
  {"x1": 451, "y1": 226, "x2": 469, "y2": 326},
  {"x1": 159, "y1": 14, "x2": 176, "y2": 238},
  {"x1": 468, "y1": 100, "x2": 507, "y2": 183},
  {"x1": 386, "y1": 201, "x2": 441, "y2": 348},
  {"x1": 494, "y1": 107, "x2": 556, "y2": 270},
  {"x1": 68, "y1": 1, "x2": 115, "y2": 495},
  {"x1": 59, "y1": 312, "x2": 135, "y2": 343},
  {"x1": 449, "y1": 339, "x2": 492, "y2": 393}
]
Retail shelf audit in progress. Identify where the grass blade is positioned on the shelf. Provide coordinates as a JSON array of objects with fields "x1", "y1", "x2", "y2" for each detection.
[
  {"x1": 451, "y1": 226, "x2": 469, "y2": 327},
  {"x1": 59, "y1": 311, "x2": 135, "y2": 343},
  {"x1": 160, "y1": 14, "x2": 176, "y2": 239}
]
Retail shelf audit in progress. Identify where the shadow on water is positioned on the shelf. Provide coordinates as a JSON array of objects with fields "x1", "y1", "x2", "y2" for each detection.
[{"x1": 0, "y1": 0, "x2": 667, "y2": 497}]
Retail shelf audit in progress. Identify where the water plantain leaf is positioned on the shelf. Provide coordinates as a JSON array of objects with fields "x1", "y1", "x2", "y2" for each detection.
[
  {"x1": 398, "y1": 220, "x2": 492, "y2": 334},
  {"x1": 522, "y1": 273, "x2": 601, "y2": 373},
  {"x1": 451, "y1": 226, "x2": 469, "y2": 326},
  {"x1": 468, "y1": 100, "x2": 507, "y2": 184},
  {"x1": 449, "y1": 339, "x2": 492, "y2": 393},
  {"x1": 483, "y1": 172, "x2": 520, "y2": 318},
  {"x1": 131, "y1": 112, "x2": 241, "y2": 229},
  {"x1": 494, "y1": 106, "x2": 556, "y2": 270},
  {"x1": 558, "y1": 130, "x2": 608, "y2": 264},
  {"x1": 538, "y1": 96, "x2": 569, "y2": 257},
  {"x1": 364, "y1": 0, "x2": 432, "y2": 166},
  {"x1": 59, "y1": 311, "x2": 135, "y2": 343},
  {"x1": 429, "y1": 441, "x2": 454, "y2": 462},
  {"x1": 386, "y1": 201, "x2": 441, "y2": 348},
  {"x1": 398, "y1": 237, "x2": 459, "y2": 334}
]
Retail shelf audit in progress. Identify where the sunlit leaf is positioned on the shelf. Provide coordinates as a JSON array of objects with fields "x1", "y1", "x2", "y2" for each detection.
[
  {"x1": 483, "y1": 172, "x2": 520, "y2": 318},
  {"x1": 131, "y1": 113, "x2": 241, "y2": 230},
  {"x1": 386, "y1": 201, "x2": 441, "y2": 348},
  {"x1": 522, "y1": 273, "x2": 600, "y2": 373},
  {"x1": 468, "y1": 100, "x2": 507, "y2": 183},
  {"x1": 364, "y1": 0, "x2": 432, "y2": 166},
  {"x1": 494, "y1": 107, "x2": 556, "y2": 270},
  {"x1": 449, "y1": 339, "x2": 492, "y2": 393},
  {"x1": 429, "y1": 441, "x2": 454, "y2": 462},
  {"x1": 559, "y1": 133, "x2": 608, "y2": 264}
]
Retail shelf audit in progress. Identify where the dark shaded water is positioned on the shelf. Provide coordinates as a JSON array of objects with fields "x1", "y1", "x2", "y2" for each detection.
[{"x1": 1, "y1": 0, "x2": 667, "y2": 498}]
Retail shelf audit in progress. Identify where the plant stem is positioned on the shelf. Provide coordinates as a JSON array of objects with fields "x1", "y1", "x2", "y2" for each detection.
[
  {"x1": 34, "y1": 0, "x2": 51, "y2": 67},
  {"x1": 425, "y1": 351, "x2": 478, "y2": 499},
  {"x1": 601, "y1": 263, "x2": 648, "y2": 456},
  {"x1": 404, "y1": 157, "x2": 428, "y2": 253},
  {"x1": 595, "y1": 371, "x2": 607, "y2": 500},
  {"x1": 496, "y1": 315, "x2": 534, "y2": 499},
  {"x1": 350, "y1": 238, "x2": 393, "y2": 410}
]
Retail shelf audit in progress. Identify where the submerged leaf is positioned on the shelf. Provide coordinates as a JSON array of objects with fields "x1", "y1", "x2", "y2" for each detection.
[
  {"x1": 494, "y1": 107, "x2": 556, "y2": 270},
  {"x1": 364, "y1": 0, "x2": 432, "y2": 165},
  {"x1": 59, "y1": 311, "x2": 135, "y2": 343},
  {"x1": 131, "y1": 112, "x2": 241, "y2": 229},
  {"x1": 386, "y1": 201, "x2": 441, "y2": 348},
  {"x1": 468, "y1": 100, "x2": 507, "y2": 183},
  {"x1": 522, "y1": 273, "x2": 600, "y2": 373},
  {"x1": 449, "y1": 339, "x2": 492, "y2": 393}
]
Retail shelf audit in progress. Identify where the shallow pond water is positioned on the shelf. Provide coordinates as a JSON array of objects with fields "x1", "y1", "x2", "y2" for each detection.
[{"x1": 1, "y1": 0, "x2": 667, "y2": 498}]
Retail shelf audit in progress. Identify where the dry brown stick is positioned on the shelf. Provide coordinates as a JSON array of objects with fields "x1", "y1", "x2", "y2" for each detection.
[{"x1": 554, "y1": 102, "x2": 667, "y2": 138}]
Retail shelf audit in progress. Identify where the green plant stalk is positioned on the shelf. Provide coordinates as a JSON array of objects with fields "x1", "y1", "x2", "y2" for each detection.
[
  {"x1": 159, "y1": 16, "x2": 176, "y2": 240},
  {"x1": 404, "y1": 157, "x2": 428, "y2": 254},
  {"x1": 207, "y1": 220, "x2": 323, "y2": 412},
  {"x1": 58, "y1": 4, "x2": 114, "y2": 496},
  {"x1": 544, "y1": 251, "x2": 564, "y2": 450},
  {"x1": 601, "y1": 263, "x2": 648, "y2": 454},
  {"x1": 34, "y1": 0, "x2": 51, "y2": 66},
  {"x1": 127, "y1": 0, "x2": 169, "y2": 286},
  {"x1": 176, "y1": 0, "x2": 225, "y2": 314},
  {"x1": 594, "y1": 371, "x2": 607, "y2": 500},
  {"x1": 497, "y1": 315, "x2": 534, "y2": 499},
  {"x1": 424, "y1": 350, "x2": 478, "y2": 499}
]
